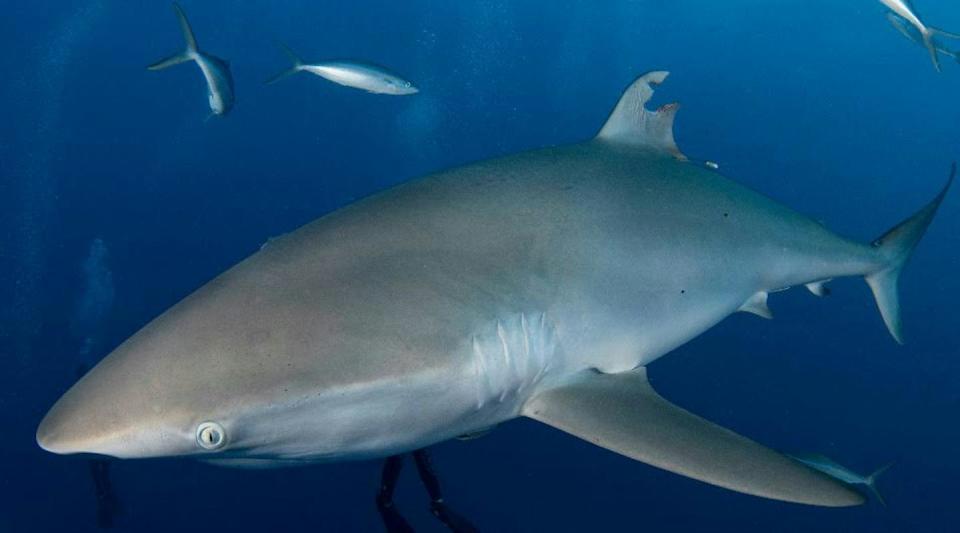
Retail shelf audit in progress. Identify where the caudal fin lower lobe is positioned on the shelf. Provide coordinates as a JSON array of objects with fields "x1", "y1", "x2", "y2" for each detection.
[{"x1": 866, "y1": 164, "x2": 954, "y2": 343}]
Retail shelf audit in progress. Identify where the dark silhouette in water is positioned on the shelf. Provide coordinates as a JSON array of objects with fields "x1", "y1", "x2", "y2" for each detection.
[
  {"x1": 377, "y1": 449, "x2": 478, "y2": 532},
  {"x1": 88, "y1": 460, "x2": 119, "y2": 528},
  {"x1": 76, "y1": 363, "x2": 120, "y2": 529}
]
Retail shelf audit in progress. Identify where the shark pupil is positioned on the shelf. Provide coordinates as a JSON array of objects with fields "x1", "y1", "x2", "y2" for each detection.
[{"x1": 196, "y1": 422, "x2": 225, "y2": 449}]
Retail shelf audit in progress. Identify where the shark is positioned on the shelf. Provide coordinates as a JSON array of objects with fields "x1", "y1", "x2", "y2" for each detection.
[
  {"x1": 37, "y1": 71, "x2": 951, "y2": 514},
  {"x1": 266, "y1": 42, "x2": 418, "y2": 95},
  {"x1": 148, "y1": 3, "x2": 235, "y2": 117}
]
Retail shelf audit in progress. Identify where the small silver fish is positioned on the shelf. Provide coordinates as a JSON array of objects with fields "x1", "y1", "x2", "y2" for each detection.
[
  {"x1": 886, "y1": 13, "x2": 960, "y2": 63},
  {"x1": 147, "y1": 3, "x2": 235, "y2": 117},
  {"x1": 878, "y1": 0, "x2": 960, "y2": 71},
  {"x1": 266, "y1": 42, "x2": 418, "y2": 95},
  {"x1": 789, "y1": 453, "x2": 894, "y2": 506}
]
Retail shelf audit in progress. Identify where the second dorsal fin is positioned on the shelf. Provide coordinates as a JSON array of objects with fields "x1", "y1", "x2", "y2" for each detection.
[{"x1": 596, "y1": 71, "x2": 686, "y2": 160}]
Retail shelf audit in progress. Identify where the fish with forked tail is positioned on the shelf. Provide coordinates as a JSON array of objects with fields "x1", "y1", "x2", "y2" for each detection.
[
  {"x1": 887, "y1": 13, "x2": 960, "y2": 63},
  {"x1": 266, "y1": 42, "x2": 418, "y2": 95},
  {"x1": 789, "y1": 453, "x2": 894, "y2": 506},
  {"x1": 148, "y1": 3, "x2": 234, "y2": 117},
  {"x1": 879, "y1": 0, "x2": 960, "y2": 71}
]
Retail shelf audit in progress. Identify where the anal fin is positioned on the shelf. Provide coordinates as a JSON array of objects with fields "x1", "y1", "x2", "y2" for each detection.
[
  {"x1": 805, "y1": 280, "x2": 831, "y2": 297},
  {"x1": 738, "y1": 291, "x2": 773, "y2": 319},
  {"x1": 522, "y1": 368, "x2": 864, "y2": 507}
]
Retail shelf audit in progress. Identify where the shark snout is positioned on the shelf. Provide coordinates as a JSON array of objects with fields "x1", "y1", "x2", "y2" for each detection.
[
  {"x1": 35, "y1": 385, "x2": 128, "y2": 457},
  {"x1": 36, "y1": 398, "x2": 100, "y2": 456},
  {"x1": 36, "y1": 362, "x2": 197, "y2": 459}
]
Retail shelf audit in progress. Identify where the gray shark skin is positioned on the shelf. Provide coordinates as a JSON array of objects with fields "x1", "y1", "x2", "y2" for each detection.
[
  {"x1": 148, "y1": 3, "x2": 235, "y2": 116},
  {"x1": 37, "y1": 71, "x2": 950, "y2": 508},
  {"x1": 266, "y1": 42, "x2": 418, "y2": 95}
]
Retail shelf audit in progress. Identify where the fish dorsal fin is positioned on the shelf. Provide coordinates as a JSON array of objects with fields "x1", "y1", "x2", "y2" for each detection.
[{"x1": 596, "y1": 71, "x2": 686, "y2": 160}]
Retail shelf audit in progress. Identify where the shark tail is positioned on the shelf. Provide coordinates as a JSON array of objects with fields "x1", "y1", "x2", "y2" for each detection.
[
  {"x1": 864, "y1": 462, "x2": 894, "y2": 507},
  {"x1": 147, "y1": 3, "x2": 199, "y2": 71},
  {"x1": 265, "y1": 42, "x2": 304, "y2": 85},
  {"x1": 866, "y1": 163, "x2": 954, "y2": 344}
]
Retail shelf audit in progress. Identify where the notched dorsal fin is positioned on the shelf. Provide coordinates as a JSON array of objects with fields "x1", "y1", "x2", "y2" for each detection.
[{"x1": 596, "y1": 71, "x2": 687, "y2": 160}]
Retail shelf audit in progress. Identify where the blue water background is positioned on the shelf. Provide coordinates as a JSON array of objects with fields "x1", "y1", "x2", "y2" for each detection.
[{"x1": 2, "y1": 1, "x2": 959, "y2": 531}]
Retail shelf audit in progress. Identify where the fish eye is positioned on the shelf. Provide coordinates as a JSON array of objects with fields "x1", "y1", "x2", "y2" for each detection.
[
  {"x1": 196, "y1": 421, "x2": 226, "y2": 450},
  {"x1": 404, "y1": 81, "x2": 411, "y2": 87}
]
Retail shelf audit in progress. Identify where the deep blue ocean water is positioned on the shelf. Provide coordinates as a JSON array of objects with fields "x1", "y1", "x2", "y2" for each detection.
[{"x1": 2, "y1": 1, "x2": 959, "y2": 531}]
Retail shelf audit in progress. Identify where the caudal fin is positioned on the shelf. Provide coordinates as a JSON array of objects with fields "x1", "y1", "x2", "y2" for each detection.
[
  {"x1": 930, "y1": 26, "x2": 960, "y2": 40},
  {"x1": 922, "y1": 31, "x2": 943, "y2": 72},
  {"x1": 147, "y1": 3, "x2": 199, "y2": 71},
  {"x1": 930, "y1": 27, "x2": 960, "y2": 63},
  {"x1": 866, "y1": 164, "x2": 954, "y2": 343},
  {"x1": 865, "y1": 462, "x2": 894, "y2": 507},
  {"x1": 265, "y1": 42, "x2": 304, "y2": 85}
]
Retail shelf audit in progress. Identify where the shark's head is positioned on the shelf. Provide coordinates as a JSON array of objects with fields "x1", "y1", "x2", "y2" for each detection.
[
  {"x1": 37, "y1": 320, "x2": 242, "y2": 459},
  {"x1": 36, "y1": 268, "x2": 321, "y2": 460}
]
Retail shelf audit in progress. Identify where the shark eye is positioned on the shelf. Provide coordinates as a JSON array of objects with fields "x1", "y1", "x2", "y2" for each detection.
[{"x1": 196, "y1": 422, "x2": 226, "y2": 450}]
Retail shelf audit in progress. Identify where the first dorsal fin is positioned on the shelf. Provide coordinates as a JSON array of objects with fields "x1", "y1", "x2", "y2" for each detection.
[{"x1": 596, "y1": 71, "x2": 686, "y2": 160}]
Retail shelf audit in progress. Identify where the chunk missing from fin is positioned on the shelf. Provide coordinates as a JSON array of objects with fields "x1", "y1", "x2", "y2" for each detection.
[
  {"x1": 523, "y1": 368, "x2": 864, "y2": 507},
  {"x1": 596, "y1": 71, "x2": 687, "y2": 160}
]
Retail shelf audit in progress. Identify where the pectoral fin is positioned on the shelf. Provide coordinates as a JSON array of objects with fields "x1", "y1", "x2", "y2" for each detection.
[{"x1": 522, "y1": 368, "x2": 864, "y2": 507}]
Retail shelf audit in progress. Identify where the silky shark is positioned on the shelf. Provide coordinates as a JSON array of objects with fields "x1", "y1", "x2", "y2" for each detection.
[
  {"x1": 38, "y1": 71, "x2": 951, "y2": 518},
  {"x1": 266, "y1": 43, "x2": 418, "y2": 95},
  {"x1": 148, "y1": 3, "x2": 235, "y2": 117},
  {"x1": 879, "y1": 0, "x2": 960, "y2": 71}
]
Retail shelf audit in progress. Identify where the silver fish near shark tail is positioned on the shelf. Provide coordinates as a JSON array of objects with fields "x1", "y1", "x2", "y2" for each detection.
[
  {"x1": 879, "y1": 0, "x2": 960, "y2": 71},
  {"x1": 37, "y1": 69, "x2": 949, "y2": 514},
  {"x1": 789, "y1": 454, "x2": 895, "y2": 506},
  {"x1": 886, "y1": 13, "x2": 960, "y2": 64},
  {"x1": 148, "y1": 3, "x2": 234, "y2": 116},
  {"x1": 265, "y1": 42, "x2": 418, "y2": 95}
]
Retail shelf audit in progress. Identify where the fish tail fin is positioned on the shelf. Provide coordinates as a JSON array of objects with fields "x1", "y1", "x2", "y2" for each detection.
[
  {"x1": 265, "y1": 42, "x2": 304, "y2": 85},
  {"x1": 865, "y1": 462, "x2": 894, "y2": 507},
  {"x1": 277, "y1": 41, "x2": 304, "y2": 67},
  {"x1": 922, "y1": 30, "x2": 942, "y2": 72},
  {"x1": 866, "y1": 164, "x2": 954, "y2": 344},
  {"x1": 147, "y1": 3, "x2": 199, "y2": 71},
  {"x1": 930, "y1": 26, "x2": 960, "y2": 40},
  {"x1": 929, "y1": 26, "x2": 960, "y2": 63}
]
